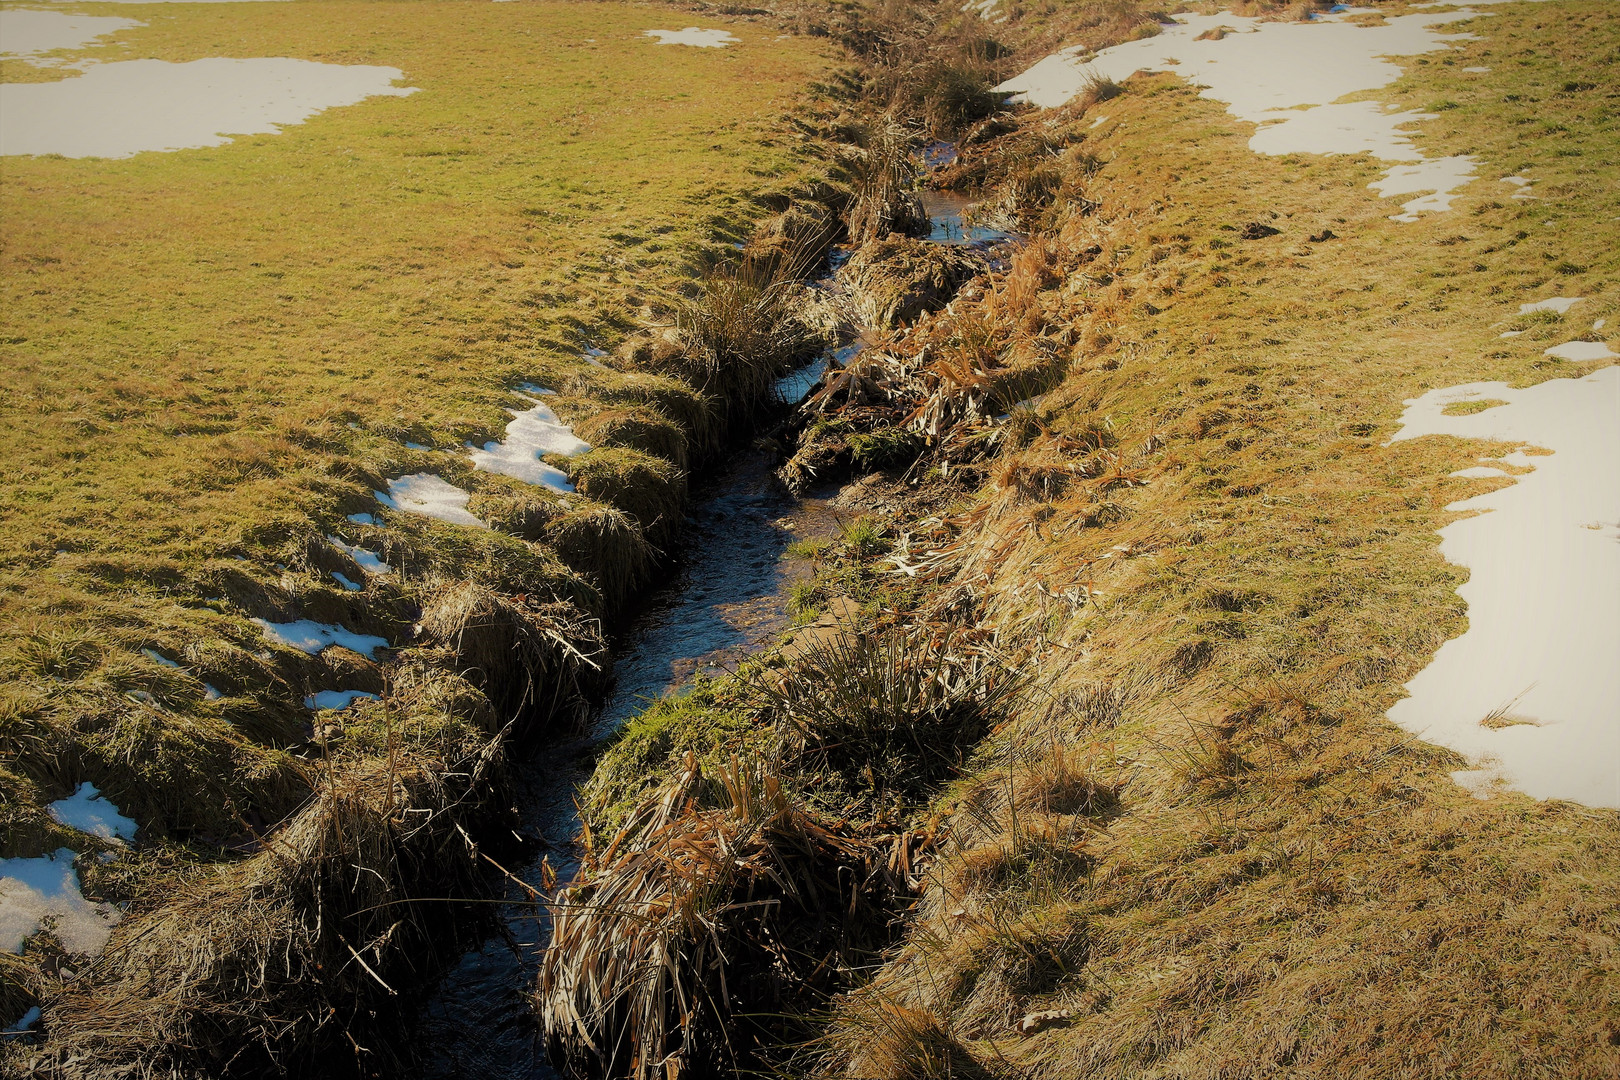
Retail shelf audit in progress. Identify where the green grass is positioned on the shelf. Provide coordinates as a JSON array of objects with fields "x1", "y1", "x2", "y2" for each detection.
[{"x1": 0, "y1": 0, "x2": 829, "y2": 881}]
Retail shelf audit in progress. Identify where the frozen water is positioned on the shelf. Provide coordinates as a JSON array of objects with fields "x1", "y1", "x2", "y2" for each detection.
[
  {"x1": 328, "y1": 535, "x2": 391, "y2": 574},
  {"x1": 643, "y1": 28, "x2": 737, "y2": 48},
  {"x1": 140, "y1": 648, "x2": 180, "y2": 669},
  {"x1": 46, "y1": 783, "x2": 137, "y2": 842},
  {"x1": 1544, "y1": 341, "x2": 1617, "y2": 362},
  {"x1": 1369, "y1": 155, "x2": 1479, "y2": 221},
  {"x1": 1387, "y1": 366, "x2": 1620, "y2": 807},
  {"x1": 0, "y1": 849, "x2": 120, "y2": 955},
  {"x1": 1, "y1": 58, "x2": 417, "y2": 158},
  {"x1": 1520, "y1": 297, "x2": 1581, "y2": 315},
  {"x1": 332, "y1": 571, "x2": 363, "y2": 591},
  {"x1": 346, "y1": 512, "x2": 378, "y2": 526},
  {"x1": 250, "y1": 618, "x2": 390, "y2": 657},
  {"x1": 376, "y1": 474, "x2": 485, "y2": 528},
  {"x1": 0, "y1": 8, "x2": 140, "y2": 62},
  {"x1": 995, "y1": 8, "x2": 1484, "y2": 221},
  {"x1": 305, "y1": 690, "x2": 378, "y2": 711},
  {"x1": 467, "y1": 392, "x2": 587, "y2": 492}
]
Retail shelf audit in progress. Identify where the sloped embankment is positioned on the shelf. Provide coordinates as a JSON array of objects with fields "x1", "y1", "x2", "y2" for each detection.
[
  {"x1": 540, "y1": 3, "x2": 1618, "y2": 1077},
  {"x1": 807, "y1": 6, "x2": 1620, "y2": 1076}
]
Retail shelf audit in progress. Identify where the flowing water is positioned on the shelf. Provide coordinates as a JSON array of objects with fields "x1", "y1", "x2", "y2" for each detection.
[
  {"x1": 403, "y1": 447, "x2": 842, "y2": 1078},
  {"x1": 397, "y1": 171, "x2": 1015, "y2": 1077}
]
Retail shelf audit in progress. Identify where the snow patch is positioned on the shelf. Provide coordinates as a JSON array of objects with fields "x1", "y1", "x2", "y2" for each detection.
[
  {"x1": 1387, "y1": 367, "x2": 1620, "y2": 808},
  {"x1": 1519, "y1": 297, "x2": 1581, "y2": 315},
  {"x1": 332, "y1": 571, "x2": 363, "y2": 591},
  {"x1": 46, "y1": 783, "x2": 137, "y2": 842},
  {"x1": 0, "y1": 849, "x2": 121, "y2": 955},
  {"x1": 328, "y1": 535, "x2": 391, "y2": 574},
  {"x1": 467, "y1": 392, "x2": 587, "y2": 491},
  {"x1": 994, "y1": 8, "x2": 1484, "y2": 221},
  {"x1": 376, "y1": 474, "x2": 485, "y2": 528},
  {"x1": 1, "y1": 58, "x2": 417, "y2": 159},
  {"x1": 643, "y1": 28, "x2": 737, "y2": 48},
  {"x1": 250, "y1": 618, "x2": 390, "y2": 657},
  {"x1": 1544, "y1": 341, "x2": 1617, "y2": 362},
  {"x1": 0, "y1": 9, "x2": 141, "y2": 63}
]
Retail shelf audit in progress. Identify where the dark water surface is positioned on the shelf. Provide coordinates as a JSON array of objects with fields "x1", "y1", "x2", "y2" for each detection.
[{"x1": 401, "y1": 448, "x2": 840, "y2": 1079}]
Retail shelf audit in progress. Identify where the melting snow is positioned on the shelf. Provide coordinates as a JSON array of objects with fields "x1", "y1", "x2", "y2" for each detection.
[
  {"x1": 304, "y1": 690, "x2": 378, "y2": 711},
  {"x1": 467, "y1": 391, "x2": 588, "y2": 491},
  {"x1": 1544, "y1": 341, "x2": 1617, "y2": 362},
  {"x1": 46, "y1": 783, "x2": 137, "y2": 842},
  {"x1": 643, "y1": 28, "x2": 737, "y2": 48},
  {"x1": 376, "y1": 473, "x2": 485, "y2": 528},
  {"x1": 995, "y1": 8, "x2": 1484, "y2": 221},
  {"x1": 0, "y1": 9, "x2": 141, "y2": 63},
  {"x1": 328, "y1": 535, "x2": 391, "y2": 574},
  {"x1": 332, "y1": 571, "x2": 363, "y2": 591},
  {"x1": 1520, "y1": 297, "x2": 1581, "y2": 315},
  {"x1": 346, "y1": 512, "x2": 378, "y2": 526},
  {"x1": 1387, "y1": 366, "x2": 1620, "y2": 808},
  {"x1": 0, "y1": 849, "x2": 121, "y2": 955},
  {"x1": 1, "y1": 58, "x2": 417, "y2": 158},
  {"x1": 250, "y1": 618, "x2": 390, "y2": 657}
]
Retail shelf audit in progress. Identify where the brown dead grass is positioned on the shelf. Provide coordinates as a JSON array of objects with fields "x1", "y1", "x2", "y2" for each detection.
[{"x1": 812, "y1": 7, "x2": 1620, "y2": 1075}]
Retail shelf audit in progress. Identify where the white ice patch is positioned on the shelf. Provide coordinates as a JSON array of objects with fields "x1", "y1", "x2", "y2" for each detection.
[
  {"x1": 0, "y1": 58, "x2": 417, "y2": 159},
  {"x1": 328, "y1": 535, "x2": 391, "y2": 575},
  {"x1": 643, "y1": 28, "x2": 737, "y2": 48},
  {"x1": 1387, "y1": 367, "x2": 1620, "y2": 808},
  {"x1": 346, "y1": 512, "x2": 378, "y2": 526},
  {"x1": 0, "y1": 849, "x2": 121, "y2": 955},
  {"x1": 1544, "y1": 341, "x2": 1618, "y2": 362},
  {"x1": 0, "y1": 8, "x2": 141, "y2": 63},
  {"x1": 995, "y1": 8, "x2": 1483, "y2": 221},
  {"x1": 304, "y1": 690, "x2": 378, "y2": 711},
  {"x1": 140, "y1": 648, "x2": 180, "y2": 669},
  {"x1": 46, "y1": 783, "x2": 137, "y2": 842},
  {"x1": 332, "y1": 571, "x2": 363, "y2": 591},
  {"x1": 1520, "y1": 297, "x2": 1581, "y2": 315},
  {"x1": 250, "y1": 618, "x2": 390, "y2": 657},
  {"x1": 467, "y1": 392, "x2": 588, "y2": 492},
  {"x1": 1369, "y1": 155, "x2": 1479, "y2": 221},
  {"x1": 1500, "y1": 330, "x2": 1524, "y2": 338},
  {"x1": 376, "y1": 474, "x2": 485, "y2": 528}
]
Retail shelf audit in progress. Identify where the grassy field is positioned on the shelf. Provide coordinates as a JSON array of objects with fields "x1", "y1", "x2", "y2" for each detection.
[{"x1": 0, "y1": 0, "x2": 832, "y2": 1046}]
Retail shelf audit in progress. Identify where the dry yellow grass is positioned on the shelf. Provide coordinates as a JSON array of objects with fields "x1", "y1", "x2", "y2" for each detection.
[{"x1": 813, "y1": 4, "x2": 1619, "y2": 1076}]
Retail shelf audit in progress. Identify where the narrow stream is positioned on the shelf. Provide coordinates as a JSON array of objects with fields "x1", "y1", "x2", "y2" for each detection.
[
  {"x1": 398, "y1": 170, "x2": 1011, "y2": 1077},
  {"x1": 403, "y1": 448, "x2": 842, "y2": 1079}
]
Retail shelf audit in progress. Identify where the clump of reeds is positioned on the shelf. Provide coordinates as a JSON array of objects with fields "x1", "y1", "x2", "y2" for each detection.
[
  {"x1": 845, "y1": 116, "x2": 928, "y2": 246},
  {"x1": 753, "y1": 627, "x2": 1023, "y2": 804},
  {"x1": 662, "y1": 249, "x2": 822, "y2": 425},
  {"x1": 565, "y1": 446, "x2": 686, "y2": 551},
  {"x1": 538, "y1": 755, "x2": 901, "y2": 1080},
  {"x1": 417, "y1": 580, "x2": 603, "y2": 732},
  {"x1": 541, "y1": 503, "x2": 656, "y2": 612},
  {"x1": 30, "y1": 746, "x2": 503, "y2": 1077}
]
